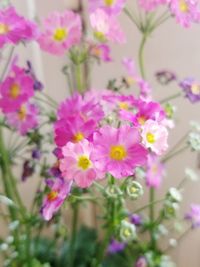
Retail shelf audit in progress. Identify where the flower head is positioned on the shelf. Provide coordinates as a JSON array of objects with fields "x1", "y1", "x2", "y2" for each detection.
[
  {"x1": 146, "y1": 154, "x2": 165, "y2": 188},
  {"x1": 185, "y1": 204, "x2": 200, "y2": 228},
  {"x1": 41, "y1": 178, "x2": 72, "y2": 221},
  {"x1": 60, "y1": 140, "x2": 103, "y2": 188},
  {"x1": 120, "y1": 220, "x2": 137, "y2": 242},
  {"x1": 141, "y1": 120, "x2": 169, "y2": 155},
  {"x1": 0, "y1": 65, "x2": 34, "y2": 113},
  {"x1": 0, "y1": 7, "x2": 38, "y2": 48},
  {"x1": 89, "y1": 0, "x2": 126, "y2": 15},
  {"x1": 139, "y1": 0, "x2": 170, "y2": 12},
  {"x1": 90, "y1": 43, "x2": 112, "y2": 62},
  {"x1": 6, "y1": 102, "x2": 39, "y2": 135},
  {"x1": 38, "y1": 10, "x2": 82, "y2": 55},
  {"x1": 93, "y1": 125, "x2": 148, "y2": 179},
  {"x1": 90, "y1": 9, "x2": 126, "y2": 43},
  {"x1": 107, "y1": 239, "x2": 126, "y2": 254},
  {"x1": 135, "y1": 257, "x2": 148, "y2": 267},
  {"x1": 179, "y1": 77, "x2": 200, "y2": 103}
]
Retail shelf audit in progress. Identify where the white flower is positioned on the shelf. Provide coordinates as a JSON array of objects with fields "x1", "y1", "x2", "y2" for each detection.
[
  {"x1": 120, "y1": 220, "x2": 137, "y2": 242},
  {"x1": 190, "y1": 121, "x2": 200, "y2": 132},
  {"x1": 185, "y1": 167, "x2": 199, "y2": 181},
  {"x1": 9, "y1": 221, "x2": 19, "y2": 231},
  {"x1": 168, "y1": 188, "x2": 182, "y2": 202},
  {"x1": 126, "y1": 181, "x2": 144, "y2": 199},
  {"x1": 0, "y1": 195, "x2": 15, "y2": 207},
  {"x1": 0, "y1": 243, "x2": 8, "y2": 251},
  {"x1": 188, "y1": 132, "x2": 200, "y2": 151},
  {"x1": 169, "y1": 238, "x2": 177, "y2": 247}
]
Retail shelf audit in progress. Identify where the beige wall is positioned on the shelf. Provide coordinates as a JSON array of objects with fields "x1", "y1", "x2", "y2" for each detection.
[{"x1": 4, "y1": 0, "x2": 200, "y2": 266}]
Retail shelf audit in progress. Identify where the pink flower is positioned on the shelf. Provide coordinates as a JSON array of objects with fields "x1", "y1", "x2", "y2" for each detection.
[
  {"x1": 185, "y1": 204, "x2": 200, "y2": 228},
  {"x1": 103, "y1": 93, "x2": 136, "y2": 112},
  {"x1": 139, "y1": 0, "x2": 170, "y2": 12},
  {"x1": 141, "y1": 120, "x2": 169, "y2": 155},
  {"x1": 41, "y1": 178, "x2": 72, "y2": 221},
  {"x1": 0, "y1": 7, "x2": 38, "y2": 48},
  {"x1": 90, "y1": 43, "x2": 112, "y2": 62},
  {"x1": 58, "y1": 93, "x2": 104, "y2": 123},
  {"x1": 60, "y1": 140, "x2": 102, "y2": 188},
  {"x1": 92, "y1": 125, "x2": 148, "y2": 179},
  {"x1": 146, "y1": 154, "x2": 165, "y2": 188},
  {"x1": 89, "y1": 0, "x2": 126, "y2": 15},
  {"x1": 170, "y1": 0, "x2": 200, "y2": 27},
  {"x1": 90, "y1": 9, "x2": 126, "y2": 44},
  {"x1": 0, "y1": 65, "x2": 34, "y2": 113},
  {"x1": 54, "y1": 115, "x2": 96, "y2": 147},
  {"x1": 6, "y1": 102, "x2": 39, "y2": 135},
  {"x1": 38, "y1": 10, "x2": 82, "y2": 56}
]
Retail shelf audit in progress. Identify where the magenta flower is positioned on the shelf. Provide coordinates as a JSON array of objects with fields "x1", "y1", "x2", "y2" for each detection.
[
  {"x1": 179, "y1": 77, "x2": 200, "y2": 103},
  {"x1": 0, "y1": 7, "x2": 38, "y2": 48},
  {"x1": 90, "y1": 43, "x2": 112, "y2": 62},
  {"x1": 92, "y1": 125, "x2": 148, "y2": 179},
  {"x1": 89, "y1": 0, "x2": 126, "y2": 15},
  {"x1": 139, "y1": 0, "x2": 169, "y2": 12},
  {"x1": 170, "y1": 0, "x2": 200, "y2": 27},
  {"x1": 41, "y1": 178, "x2": 72, "y2": 221},
  {"x1": 90, "y1": 9, "x2": 126, "y2": 44},
  {"x1": 57, "y1": 93, "x2": 104, "y2": 123},
  {"x1": 0, "y1": 65, "x2": 34, "y2": 113},
  {"x1": 54, "y1": 115, "x2": 96, "y2": 147},
  {"x1": 146, "y1": 154, "x2": 165, "y2": 188},
  {"x1": 38, "y1": 10, "x2": 82, "y2": 56},
  {"x1": 60, "y1": 140, "x2": 102, "y2": 188},
  {"x1": 141, "y1": 120, "x2": 169, "y2": 155},
  {"x1": 103, "y1": 93, "x2": 136, "y2": 112},
  {"x1": 6, "y1": 102, "x2": 39, "y2": 135},
  {"x1": 185, "y1": 204, "x2": 200, "y2": 228}
]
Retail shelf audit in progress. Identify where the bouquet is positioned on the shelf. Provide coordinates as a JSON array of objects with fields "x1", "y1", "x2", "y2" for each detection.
[{"x1": 0, "y1": 0, "x2": 200, "y2": 266}]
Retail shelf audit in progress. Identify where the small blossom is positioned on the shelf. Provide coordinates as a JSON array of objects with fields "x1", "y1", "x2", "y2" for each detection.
[
  {"x1": 60, "y1": 140, "x2": 103, "y2": 188},
  {"x1": 167, "y1": 187, "x2": 182, "y2": 203},
  {"x1": 90, "y1": 9, "x2": 126, "y2": 44},
  {"x1": 89, "y1": 0, "x2": 126, "y2": 15},
  {"x1": 141, "y1": 120, "x2": 169, "y2": 155},
  {"x1": 185, "y1": 204, "x2": 200, "y2": 228},
  {"x1": 185, "y1": 167, "x2": 199, "y2": 181},
  {"x1": 105, "y1": 184, "x2": 123, "y2": 198},
  {"x1": 163, "y1": 201, "x2": 179, "y2": 218},
  {"x1": 92, "y1": 125, "x2": 148, "y2": 179},
  {"x1": 130, "y1": 214, "x2": 142, "y2": 226},
  {"x1": 38, "y1": 10, "x2": 82, "y2": 56},
  {"x1": 188, "y1": 132, "x2": 200, "y2": 151},
  {"x1": 126, "y1": 181, "x2": 144, "y2": 199},
  {"x1": 135, "y1": 257, "x2": 148, "y2": 267},
  {"x1": 107, "y1": 239, "x2": 126, "y2": 254},
  {"x1": 179, "y1": 78, "x2": 200, "y2": 103},
  {"x1": 120, "y1": 220, "x2": 137, "y2": 242},
  {"x1": 90, "y1": 43, "x2": 112, "y2": 62},
  {"x1": 156, "y1": 70, "x2": 177, "y2": 85},
  {"x1": 41, "y1": 178, "x2": 72, "y2": 221},
  {"x1": 146, "y1": 154, "x2": 165, "y2": 188}
]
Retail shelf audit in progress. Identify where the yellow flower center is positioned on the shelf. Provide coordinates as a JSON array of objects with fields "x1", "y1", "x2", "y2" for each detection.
[
  {"x1": 104, "y1": 0, "x2": 115, "y2": 6},
  {"x1": 53, "y1": 28, "x2": 68, "y2": 42},
  {"x1": 18, "y1": 106, "x2": 26, "y2": 121},
  {"x1": 146, "y1": 133, "x2": 156, "y2": 144},
  {"x1": 91, "y1": 47, "x2": 102, "y2": 57},
  {"x1": 73, "y1": 132, "x2": 84, "y2": 143},
  {"x1": 138, "y1": 116, "x2": 146, "y2": 125},
  {"x1": 123, "y1": 228, "x2": 132, "y2": 237},
  {"x1": 78, "y1": 155, "x2": 91, "y2": 170},
  {"x1": 110, "y1": 145, "x2": 127, "y2": 161},
  {"x1": 191, "y1": 84, "x2": 200, "y2": 95},
  {"x1": 179, "y1": 1, "x2": 188, "y2": 12},
  {"x1": 152, "y1": 165, "x2": 158, "y2": 174},
  {"x1": 94, "y1": 31, "x2": 107, "y2": 42},
  {"x1": 118, "y1": 102, "x2": 129, "y2": 110},
  {"x1": 47, "y1": 191, "x2": 58, "y2": 201},
  {"x1": 9, "y1": 84, "x2": 20, "y2": 99},
  {"x1": 0, "y1": 23, "x2": 9, "y2": 34},
  {"x1": 130, "y1": 186, "x2": 137, "y2": 194}
]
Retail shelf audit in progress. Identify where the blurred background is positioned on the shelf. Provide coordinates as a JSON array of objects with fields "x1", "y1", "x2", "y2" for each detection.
[{"x1": 3, "y1": 0, "x2": 200, "y2": 266}]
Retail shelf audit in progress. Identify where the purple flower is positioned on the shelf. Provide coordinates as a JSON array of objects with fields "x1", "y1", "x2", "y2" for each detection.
[
  {"x1": 32, "y1": 148, "x2": 41, "y2": 160},
  {"x1": 179, "y1": 78, "x2": 200, "y2": 103},
  {"x1": 185, "y1": 204, "x2": 200, "y2": 228},
  {"x1": 156, "y1": 70, "x2": 177, "y2": 85},
  {"x1": 25, "y1": 61, "x2": 44, "y2": 91},
  {"x1": 130, "y1": 214, "x2": 142, "y2": 226},
  {"x1": 107, "y1": 239, "x2": 126, "y2": 254}
]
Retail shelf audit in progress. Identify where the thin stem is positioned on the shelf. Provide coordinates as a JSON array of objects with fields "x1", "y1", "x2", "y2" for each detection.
[
  {"x1": 149, "y1": 188, "x2": 156, "y2": 249},
  {"x1": 124, "y1": 7, "x2": 141, "y2": 30},
  {"x1": 162, "y1": 145, "x2": 189, "y2": 163},
  {"x1": 134, "y1": 198, "x2": 165, "y2": 214},
  {"x1": 75, "y1": 63, "x2": 84, "y2": 93},
  {"x1": 139, "y1": 34, "x2": 148, "y2": 79},
  {"x1": 69, "y1": 203, "x2": 79, "y2": 267},
  {"x1": 159, "y1": 92, "x2": 181, "y2": 104},
  {"x1": 0, "y1": 46, "x2": 14, "y2": 82},
  {"x1": 40, "y1": 91, "x2": 58, "y2": 106}
]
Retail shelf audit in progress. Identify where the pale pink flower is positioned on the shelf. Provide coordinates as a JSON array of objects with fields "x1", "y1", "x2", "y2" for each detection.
[
  {"x1": 92, "y1": 125, "x2": 148, "y2": 179},
  {"x1": 60, "y1": 140, "x2": 102, "y2": 188},
  {"x1": 38, "y1": 10, "x2": 82, "y2": 55},
  {"x1": 90, "y1": 43, "x2": 112, "y2": 62},
  {"x1": 90, "y1": 9, "x2": 126, "y2": 44},
  {"x1": 139, "y1": 0, "x2": 170, "y2": 12},
  {"x1": 185, "y1": 204, "x2": 200, "y2": 228},
  {"x1": 146, "y1": 154, "x2": 165, "y2": 188},
  {"x1": 141, "y1": 119, "x2": 169, "y2": 155},
  {"x1": 89, "y1": 0, "x2": 126, "y2": 15}
]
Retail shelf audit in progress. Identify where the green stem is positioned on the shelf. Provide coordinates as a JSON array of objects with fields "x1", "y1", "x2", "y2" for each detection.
[
  {"x1": 139, "y1": 34, "x2": 148, "y2": 79},
  {"x1": 69, "y1": 203, "x2": 79, "y2": 267},
  {"x1": 160, "y1": 92, "x2": 181, "y2": 104},
  {"x1": 149, "y1": 188, "x2": 157, "y2": 249},
  {"x1": 0, "y1": 46, "x2": 14, "y2": 82},
  {"x1": 75, "y1": 63, "x2": 84, "y2": 93},
  {"x1": 124, "y1": 7, "x2": 140, "y2": 30},
  {"x1": 134, "y1": 198, "x2": 165, "y2": 214}
]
